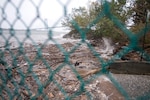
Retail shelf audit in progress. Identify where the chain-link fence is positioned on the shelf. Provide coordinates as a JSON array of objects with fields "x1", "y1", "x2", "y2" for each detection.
[{"x1": 0, "y1": 0, "x2": 150, "y2": 100}]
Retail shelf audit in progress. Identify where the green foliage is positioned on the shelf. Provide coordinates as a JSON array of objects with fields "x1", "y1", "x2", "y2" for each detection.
[
  {"x1": 61, "y1": 7, "x2": 89, "y2": 30},
  {"x1": 90, "y1": 17, "x2": 127, "y2": 42},
  {"x1": 61, "y1": 0, "x2": 130, "y2": 43}
]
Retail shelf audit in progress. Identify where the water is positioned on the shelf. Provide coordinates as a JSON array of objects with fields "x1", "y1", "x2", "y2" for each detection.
[
  {"x1": 0, "y1": 29, "x2": 114, "y2": 59},
  {"x1": 0, "y1": 29, "x2": 79, "y2": 47},
  {"x1": 99, "y1": 37, "x2": 114, "y2": 59}
]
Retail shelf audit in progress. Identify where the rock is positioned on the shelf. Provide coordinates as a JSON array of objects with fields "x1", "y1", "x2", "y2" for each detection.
[
  {"x1": 48, "y1": 92, "x2": 54, "y2": 98},
  {"x1": 85, "y1": 76, "x2": 124, "y2": 100},
  {"x1": 80, "y1": 95, "x2": 87, "y2": 100},
  {"x1": 74, "y1": 61, "x2": 82, "y2": 66}
]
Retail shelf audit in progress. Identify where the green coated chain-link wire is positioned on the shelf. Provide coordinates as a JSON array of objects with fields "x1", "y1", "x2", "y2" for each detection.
[{"x1": 0, "y1": 0, "x2": 150, "y2": 100}]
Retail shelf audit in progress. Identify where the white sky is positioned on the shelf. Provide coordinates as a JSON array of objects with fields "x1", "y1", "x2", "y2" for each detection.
[{"x1": 0, "y1": 0, "x2": 96, "y2": 30}]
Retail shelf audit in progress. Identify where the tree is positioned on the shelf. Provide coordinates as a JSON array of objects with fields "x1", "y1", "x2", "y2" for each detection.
[
  {"x1": 61, "y1": 0, "x2": 132, "y2": 42},
  {"x1": 132, "y1": 0, "x2": 150, "y2": 24},
  {"x1": 62, "y1": 7, "x2": 88, "y2": 30},
  {"x1": 131, "y1": 0, "x2": 150, "y2": 44}
]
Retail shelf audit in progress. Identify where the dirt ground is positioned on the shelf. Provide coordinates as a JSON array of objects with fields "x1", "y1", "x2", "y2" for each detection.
[{"x1": 0, "y1": 42, "x2": 150, "y2": 99}]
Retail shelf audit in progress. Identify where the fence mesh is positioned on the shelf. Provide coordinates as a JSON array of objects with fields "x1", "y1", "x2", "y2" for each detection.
[{"x1": 0, "y1": 0, "x2": 150, "y2": 100}]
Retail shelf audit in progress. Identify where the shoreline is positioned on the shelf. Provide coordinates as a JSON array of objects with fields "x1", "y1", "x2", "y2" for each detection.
[
  {"x1": 1, "y1": 30, "x2": 150, "y2": 99},
  {"x1": 1, "y1": 40, "x2": 150, "y2": 99}
]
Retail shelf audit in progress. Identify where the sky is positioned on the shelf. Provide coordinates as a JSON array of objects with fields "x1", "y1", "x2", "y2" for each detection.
[{"x1": 0, "y1": 0, "x2": 95, "y2": 31}]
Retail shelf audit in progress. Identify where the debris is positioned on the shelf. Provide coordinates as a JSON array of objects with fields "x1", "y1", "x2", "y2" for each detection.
[
  {"x1": 48, "y1": 92, "x2": 54, "y2": 98},
  {"x1": 1, "y1": 42, "x2": 149, "y2": 99},
  {"x1": 76, "y1": 68, "x2": 101, "y2": 77}
]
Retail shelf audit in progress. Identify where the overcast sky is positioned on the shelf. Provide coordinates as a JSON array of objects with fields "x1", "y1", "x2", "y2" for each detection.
[{"x1": 0, "y1": 0, "x2": 96, "y2": 30}]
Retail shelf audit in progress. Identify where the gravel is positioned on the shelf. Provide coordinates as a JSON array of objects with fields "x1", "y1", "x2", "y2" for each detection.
[{"x1": 112, "y1": 73, "x2": 150, "y2": 100}]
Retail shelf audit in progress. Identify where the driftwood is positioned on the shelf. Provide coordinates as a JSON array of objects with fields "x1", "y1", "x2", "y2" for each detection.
[{"x1": 76, "y1": 68, "x2": 102, "y2": 77}]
